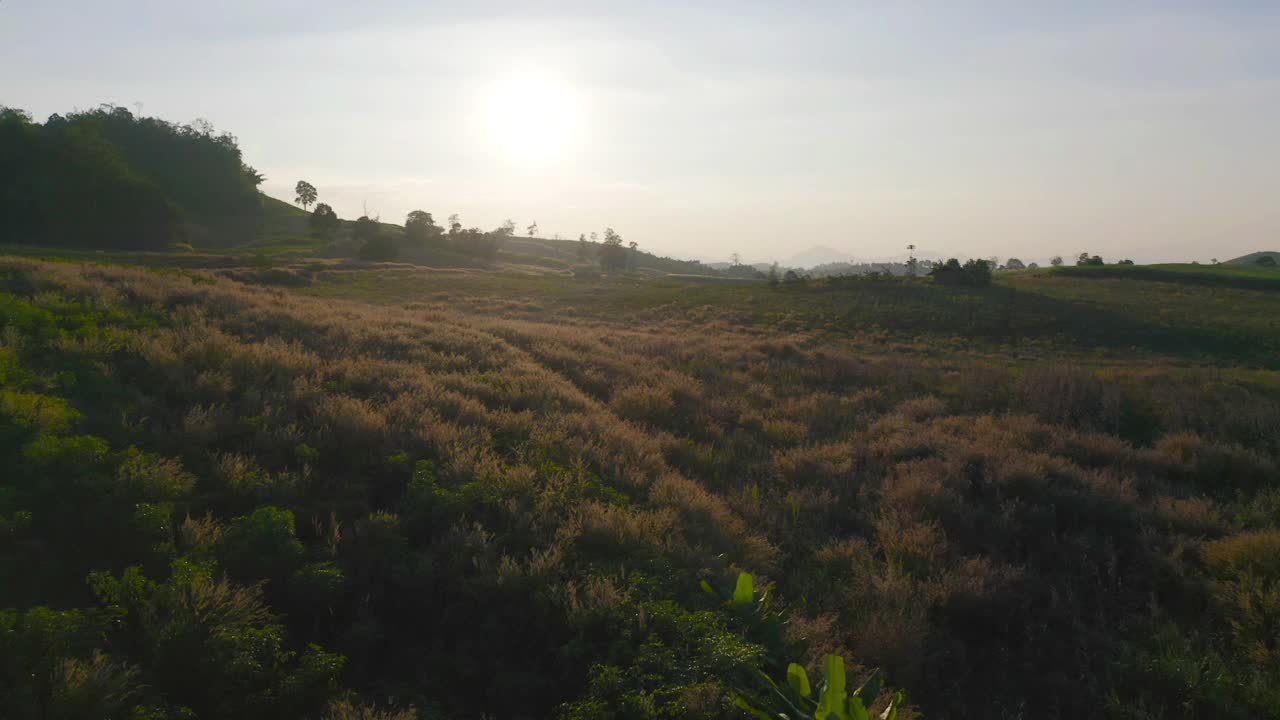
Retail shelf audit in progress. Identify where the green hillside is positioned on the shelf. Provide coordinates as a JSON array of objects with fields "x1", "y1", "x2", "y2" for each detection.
[{"x1": 1226, "y1": 251, "x2": 1280, "y2": 265}]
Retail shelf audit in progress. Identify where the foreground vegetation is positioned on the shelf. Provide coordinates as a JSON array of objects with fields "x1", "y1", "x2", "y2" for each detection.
[{"x1": 2, "y1": 251, "x2": 1280, "y2": 718}]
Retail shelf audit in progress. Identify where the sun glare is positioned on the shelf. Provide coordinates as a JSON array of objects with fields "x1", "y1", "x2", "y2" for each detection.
[{"x1": 476, "y1": 69, "x2": 582, "y2": 165}]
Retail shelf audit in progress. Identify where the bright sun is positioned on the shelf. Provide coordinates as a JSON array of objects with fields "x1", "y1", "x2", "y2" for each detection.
[{"x1": 476, "y1": 69, "x2": 582, "y2": 165}]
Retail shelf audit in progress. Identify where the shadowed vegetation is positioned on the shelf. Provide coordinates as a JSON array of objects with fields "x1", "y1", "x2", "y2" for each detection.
[{"x1": 2, "y1": 253, "x2": 1280, "y2": 718}]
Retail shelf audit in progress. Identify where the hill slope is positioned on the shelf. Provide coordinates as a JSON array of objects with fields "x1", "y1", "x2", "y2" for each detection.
[{"x1": 1226, "y1": 250, "x2": 1280, "y2": 265}]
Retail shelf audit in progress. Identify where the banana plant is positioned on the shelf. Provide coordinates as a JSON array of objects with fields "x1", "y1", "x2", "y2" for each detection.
[
  {"x1": 701, "y1": 572, "x2": 796, "y2": 671},
  {"x1": 709, "y1": 573, "x2": 905, "y2": 720},
  {"x1": 732, "y1": 656, "x2": 903, "y2": 720}
]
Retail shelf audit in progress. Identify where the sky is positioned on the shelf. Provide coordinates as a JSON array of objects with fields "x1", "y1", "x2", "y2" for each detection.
[{"x1": 3, "y1": 0, "x2": 1279, "y2": 265}]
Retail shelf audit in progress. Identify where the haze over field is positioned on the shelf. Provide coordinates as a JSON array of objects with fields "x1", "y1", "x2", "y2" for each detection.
[{"x1": 4, "y1": 1, "x2": 1279, "y2": 264}]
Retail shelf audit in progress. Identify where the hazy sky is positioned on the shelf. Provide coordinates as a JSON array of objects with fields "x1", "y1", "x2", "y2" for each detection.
[{"x1": 4, "y1": 1, "x2": 1279, "y2": 264}]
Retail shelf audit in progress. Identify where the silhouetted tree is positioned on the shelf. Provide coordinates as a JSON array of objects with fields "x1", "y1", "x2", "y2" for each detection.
[
  {"x1": 599, "y1": 228, "x2": 627, "y2": 271},
  {"x1": 527, "y1": 221, "x2": 538, "y2": 238},
  {"x1": 1050, "y1": 255, "x2": 1064, "y2": 267},
  {"x1": 405, "y1": 210, "x2": 442, "y2": 244},
  {"x1": 451, "y1": 227, "x2": 500, "y2": 263},
  {"x1": 498, "y1": 219, "x2": 516, "y2": 237},
  {"x1": 309, "y1": 203, "x2": 339, "y2": 237},
  {"x1": 964, "y1": 258, "x2": 993, "y2": 286},
  {"x1": 1077, "y1": 253, "x2": 1104, "y2": 266},
  {"x1": 1005, "y1": 258, "x2": 1026, "y2": 270},
  {"x1": 295, "y1": 180, "x2": 317, "y2": 211},
  {"x1": 353, "y1": 216, "x2": 379, "y2": 242},
  {"x1": 930, "y1": 258, "x2": 965, "y2": 285}
]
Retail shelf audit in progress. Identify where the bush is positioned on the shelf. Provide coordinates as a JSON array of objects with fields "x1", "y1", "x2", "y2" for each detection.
[
  {"x1": 216, "y1": 507, "x2": 305, "y2": 582},
  {"x1": 311, "y1": 203, "x2": 340, "y2": 237},
  {"x1": 358, "y1": 235, "x2": 399, "y2": 262}
]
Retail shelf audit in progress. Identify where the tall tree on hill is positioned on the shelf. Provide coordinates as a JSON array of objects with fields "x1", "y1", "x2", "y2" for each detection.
[
  {"x1": 405, "y1": 210, "x2": 442, "y2": 245},
  {"x1": 294, "y1": 180, "x2": 317, "y2": 211},
  {"x1": 599, "y1": 228, "x2": 627, "y2": 271},
  {"x1": 527, "y1": 221, "x2": 538, "y2": 238}
]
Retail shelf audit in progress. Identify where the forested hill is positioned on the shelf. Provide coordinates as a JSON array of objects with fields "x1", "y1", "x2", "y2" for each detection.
[
  {"x1": 1, "y1": 105, "x2": 722, "y2": 277},
  {"x1": 0, "y1": 105, "x2": 264, "y2": 249}
]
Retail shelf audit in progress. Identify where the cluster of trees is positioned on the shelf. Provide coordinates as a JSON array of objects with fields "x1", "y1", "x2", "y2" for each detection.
[
  {"x1": 0, "y1": 105, "x2": 264, "y2": 250},
  {"x1": 1041, "y1": 253, "x2": 1134, "y2": 268},
  {"x1": 807, "y1": 261, "x2": 935, "y2": 278},
  {"x1": 928, "y1": 258, "x2": 993, "y2": 286},
  {"x1": 295, "y1": 188, "x2": 505, "y2": 264},
  {"x1": 350, "y1": 207, "x2": 637, "y2": 271}
]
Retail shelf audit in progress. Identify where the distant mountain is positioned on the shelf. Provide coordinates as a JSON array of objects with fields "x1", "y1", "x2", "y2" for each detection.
[
  {"x1": 789, "y1": 245, "x2": 858, "y2": 268},
  {"x1": 1225, "y1": 251, "x2": 1280, "y2": 265}
]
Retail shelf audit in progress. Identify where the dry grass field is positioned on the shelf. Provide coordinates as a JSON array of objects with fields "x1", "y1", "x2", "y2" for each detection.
[{"x1": 3, "y1": 255, "x2": 1280, "y2": 718}]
